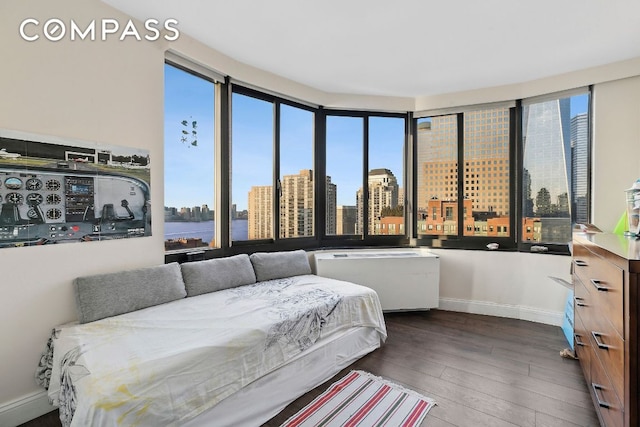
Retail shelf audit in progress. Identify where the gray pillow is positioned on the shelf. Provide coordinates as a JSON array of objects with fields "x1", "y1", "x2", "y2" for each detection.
[
  {"x1": 180, "y1": 254, "x2": 257, "y2": 297},
  {"x1": 249, "y1": 250, "x2": 312, "y2": 282},
  {"x1": 74, "y1": 263, "x2": 186, "y2": 324}
]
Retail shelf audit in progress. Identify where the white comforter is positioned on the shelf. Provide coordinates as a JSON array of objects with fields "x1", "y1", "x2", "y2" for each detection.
[{"x1": 44, "y1": 274, "x2": 387, "y2": 427}]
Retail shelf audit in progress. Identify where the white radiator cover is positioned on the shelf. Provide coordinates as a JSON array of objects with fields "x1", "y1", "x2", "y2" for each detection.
[{"x1": 313, "y1": 249, "x2": 440, "y2": 311}]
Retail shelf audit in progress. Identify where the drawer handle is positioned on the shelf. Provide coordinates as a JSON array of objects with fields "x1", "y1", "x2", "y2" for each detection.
[
  {"x1": 590, "y1": 279, "x2": 610, "y2": 292},
  {"x1": 574, "y1": 333, "x2": 586, "y2": 347},
  {"x1": 591, "y1": 331, "x2": 611, "y2": 350},
  {"x1": 591, "y1": 383, "x2": 611, "y2": 409},
  {"x1": 574, "y1": 297, "x2": 587, "y2": 307},
  {"x1": 575, "y1": 259, "x2": 588, "y2": 267}
]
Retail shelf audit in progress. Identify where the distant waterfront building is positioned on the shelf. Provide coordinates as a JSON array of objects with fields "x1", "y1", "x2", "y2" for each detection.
[
  {"x1": 248, "y1": 185, "x2": 272, "y2": 239},
  {"x1": 336, "y1": 205, "x2": 356, "y2": 235},
  {"x1": 164, "y1": 206, "x2": 178, "y2": 221},
  {"x1": 192, "y1": 205, "x2": 201, "y2": 221},
  {"x1": 280, "y1": 169, "x2": 314, "y2": 238},
  {"x1": 200, "y1": 204, "x2": 214, "y2": 221},
  {"x1": 356, "y1": 168, "x2": 399, "y2": 235},
  {"x1": 571, "y1": 112, "x2": 589, "y2": 224},
  {"x1": 180, "y1": 207, "x2": 192, "y2": 219}
]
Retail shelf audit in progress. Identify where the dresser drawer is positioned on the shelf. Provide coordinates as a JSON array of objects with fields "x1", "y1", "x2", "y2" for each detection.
[
  {"x1": 573, "y1": 245, "x2": 624, "y2": 337},
  {"x1": 574, "y1": 275, "x2": 595, "y2": 333},
  {"x1": 588, "y1": 307, "x2": 625, "y2": 402},
  {"x1": 574, "y1": 311, "x2": 591, "y2": 381},
  {"x1": 590, "y1": 352, "x2": 624, "y2": 427}
]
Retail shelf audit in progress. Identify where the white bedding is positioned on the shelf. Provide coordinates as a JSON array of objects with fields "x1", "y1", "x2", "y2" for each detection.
[{"x1": 44, "y1": 274, "x2": 387, "y2": 427}]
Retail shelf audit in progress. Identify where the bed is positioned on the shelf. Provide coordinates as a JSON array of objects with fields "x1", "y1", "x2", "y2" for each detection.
[{"x1": 36, "y1": 251, "x2": 387, "y2": 427}]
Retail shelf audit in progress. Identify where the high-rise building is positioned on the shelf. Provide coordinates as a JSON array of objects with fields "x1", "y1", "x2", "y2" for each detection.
[
  {"x1": 248, "y1": 185, "x2": 272, "y2": 239},
  {"x1": 249, "y1": 172, "x2": 337, "y2": 238},
  {"x1": 336, "y1": 205, "x2": 356, "y2": 235},
  {"x1": 571, "y1": 112, "x2": 589, "y2": 224},
  {"x1": 523, "y1": 99, "x2": 572, "y2": 242},
  {"x1": 523, "y1": 99, "x2": 571, "y2": 216},
  {"x1": 192, "y1": 205, "x2": 202, "y2": 221},
  {"x1": 325, "y1": 176, "x2": 337, "y2": 235},
  {"x1": 356, "y1": 169, "x2": 399, "y2": 235},
  {"x1": 280, "y1": 169, "x2": 314, "y2": 238}
]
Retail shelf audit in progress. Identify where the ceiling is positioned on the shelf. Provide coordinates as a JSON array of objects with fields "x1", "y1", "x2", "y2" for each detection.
[{"x1": 102, "y1": 0, "x2": 640, "y2": 98}]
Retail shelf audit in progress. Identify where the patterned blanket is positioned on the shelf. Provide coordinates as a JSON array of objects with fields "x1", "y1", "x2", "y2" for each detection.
[{"x1": 36, "y1": 274, "x2": 386, "y2": 427}]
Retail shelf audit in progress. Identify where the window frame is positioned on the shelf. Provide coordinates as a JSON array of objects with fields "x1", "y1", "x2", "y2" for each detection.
[
  {"x1": 230, "y1": 84, "x2": 319, "y2": 247},
  {"x1": 164, "y1": 57, "x2": 591, "y2": 263},
  {"x1": 319, "y1": 109, "x2": 410, "y2": 247},
  {"x1": 516, "y1": 88, "x2": 592, "y2": 255},
  {"x1": 163, "y1": 60, "x2": 219, "y2": 253},
  {"x1": 412, "y1": 106, "x2": 518, "y2": 251}
]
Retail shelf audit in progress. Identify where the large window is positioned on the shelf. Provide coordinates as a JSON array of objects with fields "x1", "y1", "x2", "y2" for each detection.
[
  {"x1": 521, "y1": 91, "x2": 590, "y2": 245},
  {"x1": 164, "y1": 58, "x2": 590, "y2": 260},
  {"x1": 231, "y1": 88, "x2": 316, "y2": 243},
  {"x1": 325, "y1": 114, "x2": 406, "y2": 238},
  {"x1": 163, "y1": 63, "x2": 216, "y2": 251},
  {"x1": 416, "y1": 106, "x2": 513, "y2": 243}
]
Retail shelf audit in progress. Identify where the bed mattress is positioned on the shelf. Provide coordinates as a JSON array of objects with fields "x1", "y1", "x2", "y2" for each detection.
[{"x1": 39, "y1": 274, "x2": 387, "y2": 427}]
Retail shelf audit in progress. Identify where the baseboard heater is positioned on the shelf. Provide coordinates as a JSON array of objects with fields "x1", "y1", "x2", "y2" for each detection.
[{"x1": 313, "y1": 249, "x2": 440, "y2": 311}]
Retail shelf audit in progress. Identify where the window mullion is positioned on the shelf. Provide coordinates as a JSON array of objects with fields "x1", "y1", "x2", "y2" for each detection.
[
  {"x1": 274, "y1": 102, "x2": 281, "y2": 241},
  {"x1": 362, "y1": 117, "x2": 369, "y2": 238},
  {"x1": 218, "y1": 78, "x2": 231, "y2": 249},
  {"x1": 457, "y1": 113, "x2": 464, "y2": 238}
]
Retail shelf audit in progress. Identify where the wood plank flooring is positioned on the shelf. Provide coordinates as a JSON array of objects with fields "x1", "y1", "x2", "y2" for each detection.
[{"x1": 19, "y1": 310, "x2": 599, "y2": 427}]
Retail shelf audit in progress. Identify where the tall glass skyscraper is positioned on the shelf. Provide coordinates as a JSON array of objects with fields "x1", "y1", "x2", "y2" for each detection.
[
  {"x1": 571, "y1": 113, "x2": 589, "y2": 224},
  {"x1": 522, "y1": 98, "x2": 572, "y2": 243}
]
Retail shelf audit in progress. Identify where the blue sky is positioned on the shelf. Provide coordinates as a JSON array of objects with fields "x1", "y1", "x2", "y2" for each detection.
[
  {"x1": 165, "y1": 63, "x2": 586, "y2": 210},
  {"x1": 165, "y1": 64, "x2": 404, "y2": 210},
  {"x1": 164, "y1": 64, "x2": 215, "y2": 210}
]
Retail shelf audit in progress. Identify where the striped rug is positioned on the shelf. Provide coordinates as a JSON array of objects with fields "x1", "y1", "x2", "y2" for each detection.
[{"x1": 280, "y1": 370, "x2": 436, "y2": 427}]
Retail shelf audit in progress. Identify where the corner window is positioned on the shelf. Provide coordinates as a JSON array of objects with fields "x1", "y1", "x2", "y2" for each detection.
[
  {"x1": 326, "y1": 113, "x2": 406, "y2": 239},
  {"x1": 415, "y1": 105, "x2": 514, "y2": 246}
]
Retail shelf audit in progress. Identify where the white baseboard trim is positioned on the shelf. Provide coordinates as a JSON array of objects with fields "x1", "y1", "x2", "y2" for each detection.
[
  {"x1": 438, "y1": 297, "x2": 564, "y2": 326},
  {"x1": 0, "y1": 390, "x2": 54, "y2": 427}
]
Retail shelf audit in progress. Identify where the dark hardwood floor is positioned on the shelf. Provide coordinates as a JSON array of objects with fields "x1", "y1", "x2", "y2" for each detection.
[{"x1": 20, "y1": 310, "x2": 599, "y2": 427}]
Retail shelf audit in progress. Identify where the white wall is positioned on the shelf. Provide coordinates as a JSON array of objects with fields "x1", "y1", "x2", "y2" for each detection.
[
  {"x1": 431, "y1": 249, "x2": 571, "y2": 325},
  {"x1": 1, "y1": 0, "x2": 640, "y2": 425},
  {"x1": 0, "y1": 0, "x2": 167, "y2": 423},
  {"x1": 592, "y1": 76, "x2": 640, "y2": 231}
]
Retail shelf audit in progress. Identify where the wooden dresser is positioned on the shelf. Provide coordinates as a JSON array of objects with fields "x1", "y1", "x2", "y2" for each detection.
[{"x1": 573, "y1": 232, "x2": 639, "y2": 427}]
